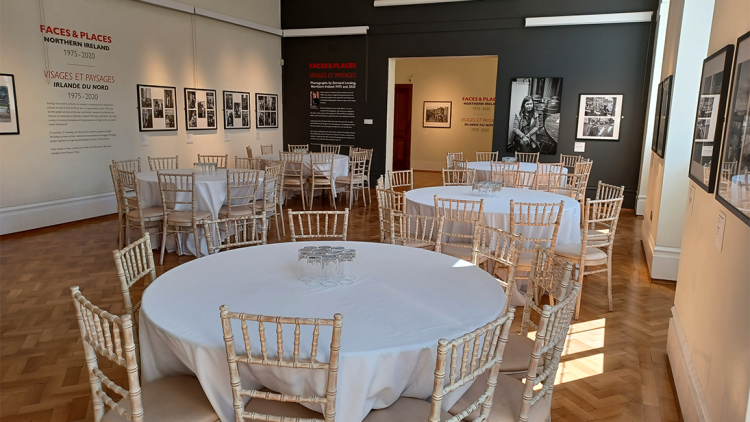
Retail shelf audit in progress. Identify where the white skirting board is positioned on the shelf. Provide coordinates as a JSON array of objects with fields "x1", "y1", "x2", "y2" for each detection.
[
  {"x1": 0, "y1": 192, "x2": 117, "y2": 235},
  {"x1": 641, "y1": 219, "x2": 680, "y2": 281},
  {"x1": 667, "y1": 306, "x2": 713, "y2": 422},
  {"x1": 636, "y1": 194, "x2": 647, "y2": 216}
]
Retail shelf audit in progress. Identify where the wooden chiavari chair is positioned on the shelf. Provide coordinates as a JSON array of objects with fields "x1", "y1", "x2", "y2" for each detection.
[
  {"x1": 110, "y1": 165, "x2": 128, "y2": 248},
  {"x1": 434, "y1": 196, "x2": 484, "y2": 261},
  {"x1": 515, "y1": 151, "x2": 539, "y2": 163},
  {"x1": 156, "y1": 172, "x2": 211, "y2": 264},
  {"x1": 574, "y1": 159, "x2": 593, "y2": 195},
  {"x1": 509, "y1": 200, "x2": 564, "y2": 271},
  {"x1": 219, "y1": 169, "x2": 261, "y2": 218},
  {"x1": 360, "y1": 148, "x2": 374, "y2": 203},
  {"x1": 246, "y1": 146, "x2": 253, "y2": 159},
  {"x1": 442, "y1": 168, "x2": 475, "y2": 186},
  {"x1": 336, "y1": 150, "x2": 368, "y2": 208},
  {"x1": 288, "y1": 144, "x2": 310, "y2": 153},
  {"x1": 490, "y1": 161, "x2": 520, "y2": 187},
  {"x1": 471, "y1": 224, "x2": 524, "y2": 312},
  {"x1": 364, "y1": 310, "x2": 515, "y2": 422},
  {"x1": 234, "y1": 156, "x2": 252, "y2": 169},
  {"x1": 453, "y1": 159, "x2": 468, "y2": 170},
  {"x1": 376, "y1": 174, "x2": 385, "y2": 190},
  {"x1": 288, "y1": 209, "x2": 349, "y2": 241},
  {"x1": 254, "y1": 164, "x2": 284, "y2": 239},
  {"x1": 535, "y1": 163, "x2": 564, "y2": 191},
  {"x1": 203, "y1": 215, "x2": 267, "y2": 255},
  {"x1": 475, "y1": 151, "x2": 498, "y2": 162},
  {"x1": 148, "y1": 155, "x2": 178, "y2": 171},
  {"x1": 387, "y1": 169, "x2": 414, "y2": 191},
  {"x1": 118, "y1": 169, "x2": 164, "y2": 246},
  {"x1": 515, "y1": 170, "x2": 536, "y2": 189},
  {"x1": 70, "y1": 287, "x2": 219, "y2": 422},
  {"x1": 559, "y1": 154, "x2": 582, "y2": 170},
  {"x1": 449, "y1": 251, "x2": 581, "y2": 422},
  {"x1": 320, "y1": 144, "x2": 341, "y2": 154},
  {"x1": 553, "y1": 172, "x2": 587, "y2": 205},
  {"x1": 376, "y1": 185, "x2": 405, "y2": 244},
  {"x1": 395, "y1": 213, "x2": 444, "y2": 250},
  {"x1": 308, "y1": 152, "x2": 336, "y2": 209},
  {"x1": 113, "y1": 158, "x2": 141, "y2": 173},
  {"x1": 280, "y1": 151, "x2": 308, "y2": 210},
  {"x1": 446, "y1": 152, "x2": 464, "y2": 169},
  {"x1": 197, "y1": 154, "x2": 228, "y2": 169},
  {"x1": 260, "y1": 144, "x2": 274, "y2": 155},
  {"x1": 555, "y1": 196, "x2": 623, "y2": 318},
  {"x1": 219, "y1": 307, "x2": 343, "y2": 421}
]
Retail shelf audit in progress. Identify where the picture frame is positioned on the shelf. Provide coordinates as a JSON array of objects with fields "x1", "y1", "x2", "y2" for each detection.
[
  {"x1": 137, "y1": 84, "x2": 178, "y2": 132},
  {"x1": 716, "y1": 30, "x2": 750, "y2": 226},
  {"x1": 575, "y1": 94, "x2": 623, "y2": 141},
  {"x1": 0, "y1": 74, "x2": 20, "y2": 135},
  {"x1": 506, "y1": 77, "x2": 562, "y2": 154},
  {"x1": 184, "y1": 88, "x2": 217, "y2": 130},
  {"x1": 655, "y1": 75, "x2": 674, "y2": 159},
  {"x1": 651, "y1": 81, "x2": 664, "y2": 154},
  {"x1": 223, "y1": 91, "x2": 251, "y2": 129},
  {"x1": 255, "y1": 93, "x2": 278, "y2": 129},
  {"x1": 688, "y1": 45, "x2": 735, "y2": 193},
  {"x1": 423, "y1": 101, "x2": 452, "y2": 128}
]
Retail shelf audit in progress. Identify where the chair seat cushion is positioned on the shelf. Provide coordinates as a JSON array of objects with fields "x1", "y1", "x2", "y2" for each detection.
[
  {"x1": 283, "y1": 178, "x2": 305, "y2": 186},
  {"x1": 101, "y1": 375, "x2": 218, "y2": 422},
  {"x1": 498, "y1": 334, "x2": 538, "y2": 373},
  {"x1": 311, "y1": 179, "x2": 333, "y2": 186},
  {"x1": 127, "y1": 207, "x2": 163, "y2": 220},
  {"x1": 218, "y1": 205, "x2": 257, "y2": 218},
  {"x1": 167, "y1": 210, "x2": 212, "y2": 224},
  {"x1": 244, "y1": 392, "x2": 323, "y2": 419},
  {"x1": 363, "y1": 397, "x2": 452, "y2": 422},
  {"x1": 335, "y1": 175, "x2": 364, "y2": 184},
  {"x1": 438, "y1": 244, "x2": 475, "y2": 262},
  {"x1": 554, "y1": 243, "x2": 608, "y2": 263},
  {"x1": 448, "y1": 373, "x2": 550, "y2": 422}
]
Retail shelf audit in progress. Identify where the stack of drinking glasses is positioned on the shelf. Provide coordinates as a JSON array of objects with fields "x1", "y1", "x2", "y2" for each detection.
[
  {"x1": 297, "y1": 246, "x2": 356, "y2": 287},
  {"x1": 471, "y1": 181, "x2": 503, "y2": 197},
  {"x1": 193, "y1": 162, "x2": 218, "y2": 174},
  {"x1": 502, "y1": 157, "x2": 518, "y2": 163}
]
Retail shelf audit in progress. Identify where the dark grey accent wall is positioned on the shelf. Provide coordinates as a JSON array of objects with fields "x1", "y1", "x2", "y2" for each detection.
[{"x1": 281, "y1": 0, "x2": 658, "y2": 208}]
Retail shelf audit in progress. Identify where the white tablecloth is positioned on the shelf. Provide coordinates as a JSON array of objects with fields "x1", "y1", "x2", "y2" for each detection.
[
  {"x1": 136, "y1": 169, "x2": 265, "y2": 256},
  {"x1": 468, "y1": 161, "x2": 568, "y2": 183},
  {"x1": 139, "y1": 241, "x2": 506, "y2": 422}
]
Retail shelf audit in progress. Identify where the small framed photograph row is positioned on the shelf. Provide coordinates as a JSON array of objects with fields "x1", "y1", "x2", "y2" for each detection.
[
  {"x1": 256, "y1": 93, "x2": 278, "y2": 128},
  {"x1": 185, "y1": 88, "x2": 217, "y2": 130},
  {"x1": 224, "y1": 91, "x2": 251, "y2": 129},
  {"x1": 136, "y1": 85, "x2": 278, "y2": 132},
  {"x1": 137, "y1": 84, "x2": 178, "y2": 131}
]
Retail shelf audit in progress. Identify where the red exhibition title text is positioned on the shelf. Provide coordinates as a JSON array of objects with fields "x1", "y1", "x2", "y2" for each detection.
[
  {"x1": 309, "y1": 63, "x2": 357, "y2": 69},
  {"x1": 39, "y1": 25, "x2": 112, "y2": 43}
]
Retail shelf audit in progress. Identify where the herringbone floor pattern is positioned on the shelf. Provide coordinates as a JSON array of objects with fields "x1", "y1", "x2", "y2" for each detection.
[{"x1": 0, "y1": 171, "x2": 681, "y2": 422}]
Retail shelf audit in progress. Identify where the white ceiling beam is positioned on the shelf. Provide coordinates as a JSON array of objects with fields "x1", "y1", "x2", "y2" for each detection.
[
  {"x1": 282, "y1": 26, "x2": 369, "y2": 37},
  {"x1": 374, "y1": 0, "x2": 475, "y2": 7},
  {"x1": 525, "y1": 11, "x2": 653, "y2": 27},
  {"x1": 194, "y1": 7, "x2": 282, "y2": 36},
  {"x1": 133, "y1": 0, "x2": 194, "y2": 14}
]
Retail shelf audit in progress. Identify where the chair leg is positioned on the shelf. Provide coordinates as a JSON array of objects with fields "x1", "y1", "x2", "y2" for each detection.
[
  {"x1": 330, "y1": 187, "x2": 337, "y2": 210},
  {"x1": 348, "y1": 186, "x2": 353, "y2": 209},
  {"x1": 273, "y1": 212, "x2": 281, "y2": 240},
  {"x1": 193, "y1": 224, "x2": 201, "y2": 259},
  {"x1": 367, "y1": 180, "x2": 372, "y2": 203},
  {"x1": 278, "y1": 204, "x2": 286, "y2": 236},
  {"x1": 160, "y1": 224, "x2": 168, "y2": 265},
  {"x1": 607, "y1": 253, "x2": 613, "y2": 312},
  {"x1": 574, "y1": 260, "x2": 585, "y2": 320}
]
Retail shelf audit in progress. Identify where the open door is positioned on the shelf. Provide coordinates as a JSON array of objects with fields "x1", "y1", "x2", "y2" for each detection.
[{"x1": 393, "y1": 84, "x2": 413, "y2": 171}]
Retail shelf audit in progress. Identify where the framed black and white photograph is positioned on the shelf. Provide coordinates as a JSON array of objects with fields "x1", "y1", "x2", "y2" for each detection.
[
  {"x1": 223, "y1": 91, "x2": 251, "y2": 129},
  {"x1": 688, "y1": 45, "x2": 735, "y2": 192},
  {"x1": 184, "y1": 88, "x2": 217, "y2": 130},
  {"x1": 507, "y1": 77, "x2": 562, "y2": 154},
  {"x1": 576, "y1": 94, "x2": 623, "y2": 140},
  {"x1": 655, "y1": 75, "x2": 674, "y2": 159},
  {"x1": 651, "y1": 81, "x2": 664, "y2": 154},
  {"x1": 716, "y1": 30, "x2": 750, "y2": 226},
  {"x1": 0, "y1": 74, "x2": 20, "y2": 135},
  {"x1": 137, "y1": 84, "x2": 177, "y2": 132},
  {"x1": 423, "y1": 101, "x2": 452, "y2": 128},
  {"x1": 256, "y1": 93, "x2": 278, "y2": 128}
]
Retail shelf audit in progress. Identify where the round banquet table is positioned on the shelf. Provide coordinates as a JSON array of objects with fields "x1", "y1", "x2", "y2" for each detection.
[
  {"x1": 139, "y1": 241, "x2": 506, "y2": 422},
  {"x1": 136, "y1": 169, "x2": 265, "y2": 256},
  {"x1": 405, "y1": 186, "x2": 581, "y2": 305},
  {"x1": 468, "y1": 161, "x2": 568, "y2": 183}
]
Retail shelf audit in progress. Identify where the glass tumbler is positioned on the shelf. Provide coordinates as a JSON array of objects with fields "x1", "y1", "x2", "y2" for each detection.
[
  {"x1": 321, "y1": 254, "x2": 339, "y2": 287},
  {"x1": 338, "y1": 253, "x2": 355, "y2": 284},
  {"x1": 297, "y1": 250, "x2": 311, "y2": 282},
  {"x1": 305, "y1": 254, "x2": 323, "y2": 286}
]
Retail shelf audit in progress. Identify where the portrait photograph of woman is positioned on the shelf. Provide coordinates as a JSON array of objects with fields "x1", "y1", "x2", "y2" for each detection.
[{"x1": 507, "y1": 77, "x2": 562, "y2": 154}]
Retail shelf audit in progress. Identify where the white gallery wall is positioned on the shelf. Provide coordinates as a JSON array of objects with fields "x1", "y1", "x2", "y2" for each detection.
[{"x1": 0, "y1": 0, "x2": 282, "y2": 234}]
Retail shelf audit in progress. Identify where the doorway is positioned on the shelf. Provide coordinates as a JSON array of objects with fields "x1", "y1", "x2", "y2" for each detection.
[{"x1": 393, "y1": 84, "x2": 413, "y2": 170}]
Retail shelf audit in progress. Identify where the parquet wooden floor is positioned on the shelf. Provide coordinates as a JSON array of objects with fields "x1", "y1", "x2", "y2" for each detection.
[{"x1": 0, "y1": 171, "x2": 682, "y2": 422}]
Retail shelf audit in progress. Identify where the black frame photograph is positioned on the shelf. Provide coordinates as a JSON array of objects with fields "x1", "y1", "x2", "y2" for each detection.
[
  {"x1": 0, "y1": 73, "x2": 20, "y2": 135},
  {"x1": 255, "y1": 93, "x2": 278, "y2": 128},
  {"x1": 716, "y1": 30, "x2": 750, "y2": 226},
  {"x1": 184, "y1": 88, "x2": 217, "y2": 131},
  {"x1": 655, "y1": 75, "x2": 674, "y2": 159},
  {"x1": 422, "y1": 101, "x2": 452, "y2": 128},
  {"x1": 576, "y1": 94, "x2": 623, "y2": 141},
  {"x1": 507, "y1": 77, "x2": 562, "y2": 154},
  {"x1": 651, "y1": 81, "x2": 664, "y2": 154},
  {"x1": 688, "y1": 44, "x2": 735, "y2": 193},
  {"x1": 136, "y1": 84, "x2": 178, "y2": 132},
  {"x1": 223, "y1": 91, "x2": 251, "y2": 129}
]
